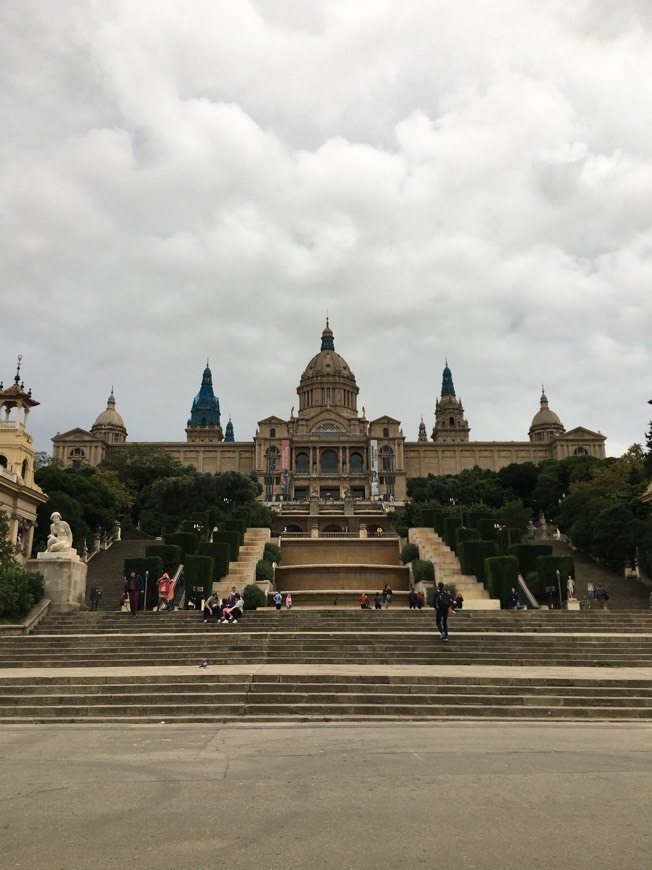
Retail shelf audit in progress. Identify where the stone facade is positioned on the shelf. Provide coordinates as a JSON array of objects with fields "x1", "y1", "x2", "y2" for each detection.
[
  {"x1": 0, "y1": 361, "x2": 48, "y2": 564},
  {"x1": 52, "y1": 322, "x2": 607, "y2": 500}
]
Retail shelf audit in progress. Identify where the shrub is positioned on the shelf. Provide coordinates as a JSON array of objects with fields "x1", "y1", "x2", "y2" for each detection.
[
  {"x1": 224, "y1": 519, "x2": 246, "y2": 543},
  {"x1": 412, "y1": 559, "x2": 435, "y2": 583},
  {"x1": 198, "y1": 542, "x2": 231, "y2": 580},
  {"x1": 0, "y1": 566, "x2": 44, "y2": 619},
  {"x1": 243, "y1": 583, "x2": 266, "y2": 610},
  {"x1": 457, "y1": 540, "x2": 498, "y2": 584},
  {"x1": 184, "y1": 554, "x2": 215, "y2": 602},
  {"x1": 396, "y1": 525, "x2": 409, "y2": 539},
  {"x1": 164, "y1": 532, "x2": 199, "y2": 562},
  {"x1": 255, "y1": 559, "x2": 274, "y2": 582},
  {"x1": 145, "y1": 544, "x2": 182, "y2": 576},
  {"x1": 443, "y1": 517, "x2": 462, "y2": 548},
  {"x1": 213, "y1": 530, "x2": 240, "y2": 562},
  {"x1": 420, "y1": 508, "x2": 437, "y2": 529},
  {"x1": 508, "y1": 544, "x2": 553, "y2": 579},
  {"x1": 263, "y1": 543, "x2": 281, "y2": 564},
  {"x1": 484, "y1": 556, "x2": 520, "y2": 605},
  {"x1": 400, "y1": 543, "x2": 419, "y2": 564},
  {"x1": 455, "y1": 527, "x2": 480, "y2": 553}
]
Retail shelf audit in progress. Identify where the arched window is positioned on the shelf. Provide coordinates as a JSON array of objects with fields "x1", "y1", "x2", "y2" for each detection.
[
  {"x1": 21, "y1": 459, "x2": 28, "y2": 478},
  {"x1": 270, "y1": 428, "x2": 276, "y2": 438},
  {"x1": 320, "y1": 449, "x2": 338, "y2": 474},
  {"x1": 295, "y1": 452, "x2": 309, "y2": 473},
  {"x1": 573, "y1": 446, "x2": 589, "y2": 456},
  {"x1": 69, "y1": 448, "x2": 85, "y2": 458},
  {"x1": 383, "y1": 427, "x2": 389, "y2": 438},
  {"x1": 349, "y1": 452, "x2": 364, "y2": 473},
  {"x1": 449, "y1": 416, "x2": 455, "y2": 427},
  {"x1": 0, "y1": 454, "x2": 7, "y2": 468}
]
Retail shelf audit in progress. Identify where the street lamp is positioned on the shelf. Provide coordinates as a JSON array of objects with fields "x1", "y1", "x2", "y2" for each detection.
[{"x1": 555, "y1": 569, "x2": 562, "y2": 609}]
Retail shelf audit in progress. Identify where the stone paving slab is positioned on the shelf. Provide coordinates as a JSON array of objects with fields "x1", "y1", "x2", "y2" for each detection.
[{"x1": 2, "y1": 663, "x2": 652, "y2": 680}]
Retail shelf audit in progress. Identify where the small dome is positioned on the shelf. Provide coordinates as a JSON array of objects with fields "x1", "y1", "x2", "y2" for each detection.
[
  {"x1": 299, "y1": 322, "x2": 356, "y2": 385},
  {"x1": 530, "y1": 390, "x2": 562, "y2": 428},
  {"x1": 92, "y1": 390, "x2": 125, "y2": 430},
  {"x1": 529, "y1": 388, "x2": 565, "y2": 442}
]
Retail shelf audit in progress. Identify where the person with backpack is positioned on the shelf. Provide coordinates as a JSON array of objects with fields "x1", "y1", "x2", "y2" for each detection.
[{"x1": 433, "y1": 582, "x2": 452, "y2": 641}]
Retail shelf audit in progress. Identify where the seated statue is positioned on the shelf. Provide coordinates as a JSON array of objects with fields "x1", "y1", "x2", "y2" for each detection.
[{"x1": 46, "y1": 512, "x2": 73, "y2": 553}]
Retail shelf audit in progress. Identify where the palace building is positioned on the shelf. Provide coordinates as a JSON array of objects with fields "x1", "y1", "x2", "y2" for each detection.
[{"x1": 52, "y1": 321, "x2": 606, "y2": 503}]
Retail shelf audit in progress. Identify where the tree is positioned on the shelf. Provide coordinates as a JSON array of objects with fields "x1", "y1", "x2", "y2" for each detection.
[
  {"x1": 34, "y1": 465, "x2": 123, "y2": 550},
  {"x1": 139, "y1": 471, "x2": 265, "y2": 537}
]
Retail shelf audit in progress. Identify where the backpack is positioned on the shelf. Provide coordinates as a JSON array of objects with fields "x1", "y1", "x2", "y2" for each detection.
[{"x1": 435, "y1": 588, "x2": 451, "y2": 609}]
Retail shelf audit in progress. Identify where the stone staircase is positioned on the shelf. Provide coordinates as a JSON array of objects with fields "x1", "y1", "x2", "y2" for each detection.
[
  {"x1": 1, "y1": 672, "x2": 652, "y2": 723},
  {"x1": 211, "y1": 527, "x2": 270, "y2": 597},
  {"x1": 85, "y1": 539, "x2": 150, "y2": 608},
  {"x1": 409, "y1": 527, "x2": 494, "y2": 603},
  {"x1": 3, "y1": 604, "x2": 652, "y2": 723}
]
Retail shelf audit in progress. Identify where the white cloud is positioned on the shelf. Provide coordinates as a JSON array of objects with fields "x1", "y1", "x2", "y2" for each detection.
[{"x1": 1, "y1": 0, "x2": 651, "y2": 460}]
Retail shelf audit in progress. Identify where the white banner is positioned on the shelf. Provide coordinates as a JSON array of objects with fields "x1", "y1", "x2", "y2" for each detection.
[{"x1": 370, "y1": 439, "x2": 379, "y2": 497}]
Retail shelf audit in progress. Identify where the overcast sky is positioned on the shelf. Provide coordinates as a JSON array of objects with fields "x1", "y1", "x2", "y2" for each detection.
[{"x1": 2, "y1": 1, "x2": 651, "y2": 459}]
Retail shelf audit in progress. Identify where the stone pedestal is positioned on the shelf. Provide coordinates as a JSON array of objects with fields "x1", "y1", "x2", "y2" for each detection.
[
  {"x1": 28, "y1": 549, "x2": 88, "y2": 613},
  {"x1": 565, "y1": 598, "x2": 581, "y2": 611}
]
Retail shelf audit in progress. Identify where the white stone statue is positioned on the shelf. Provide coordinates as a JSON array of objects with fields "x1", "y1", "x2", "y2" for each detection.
[
  {"x1": 567, "y1": 575, "x2": 575, "y2": 600},
  {"x1": 46, "y1": 512, "x2": 73, "y2": 553}
]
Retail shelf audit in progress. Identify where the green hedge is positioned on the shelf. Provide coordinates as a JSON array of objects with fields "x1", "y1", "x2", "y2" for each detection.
[
  {"x1": 412, "y1": 559, "x2": 435, "y2": 583},
  {"x1": 0, "y1": 566, "x2": 44, "y2": 619},
  {"x1": 468, "y1": 512, "x2": 494, "y2": 531},
  {"x1": 535, "y1": 555, "x2": 575, "y2": 603},
  {"x1": 420, "y1": 508, "x2": 436, "y2": 529},
  {"x1": 123, "y1": 557, "x2": 163, "y2": 610},
  {"x1": 164, "y1": 532, "x2": 199, "y2": 562},
  {"x1": 224, "y1": 519, "x2": 246, "y2": 543},
  {"x1": 400, "y1": 543, "x2": 419, "y2": 564},
  {"x1": 484, "y1": 556, "x2": 520, "y2": 605},
  {"x1": 213, "y1": 530, "x2": 240, "y2": 562},
  {"x1": 145, "y1": 544, "x2": 182, "y2": 575},
  {"x1": 455, "y1": 527, "x2": 481, "y2": 554},
  {"x1": 457, "y1": 540, "x2": 498, "y2": 584},
  {"x1": 434, "y1": 511, "x2": 446, "y2": 537},
  {"x1": 184, "y1": 554, "x2": 215, "y2": 602},
  {"x1": 477, "y1": 518, "x2": 500, "y2": 541},
  {"x1": 509, "y1": 544, "x2": 553, "y2": 579},
  {"x1": 198, "y1": 542, "x2": 231, "y2": 580},
  {"x1": 256, "y1": 559, "x2": 273, "y2": 582},
  {"x1": 443, "y1": 516, "x2": 462, "y2": 548},
  {"x1": 263, "y1": 543, "x2": 281, "y2": 564}
]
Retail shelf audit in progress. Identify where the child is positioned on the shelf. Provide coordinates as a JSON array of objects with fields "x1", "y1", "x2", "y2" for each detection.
[{"x1": 285, "y1": 593, "x2": 293, "y2": 610}]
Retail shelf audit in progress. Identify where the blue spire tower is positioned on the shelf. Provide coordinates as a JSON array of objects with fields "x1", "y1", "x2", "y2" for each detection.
[
  {"x1": 432, "y1": 359, "x2": 470, "y2": 443},
  {"x1": 186, "y1": 360, "x2": 224, "y2": 443}
]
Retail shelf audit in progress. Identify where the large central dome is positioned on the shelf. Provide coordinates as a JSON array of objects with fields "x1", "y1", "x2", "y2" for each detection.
[{"x1": 297, "y1": 321, "x2": 359, "y2": 419}]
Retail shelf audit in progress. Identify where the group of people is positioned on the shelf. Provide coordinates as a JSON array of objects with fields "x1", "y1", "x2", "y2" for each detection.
[
  {"x1": 203, "y1": 587, "x2": 244, "y2": 624},
  {"x1": 359, "y1": 585, "x2": 394, "y2": 609},
  {"x1": 121, "y1": 570, "x2": 176, "y2": 616},
  {"x1": 274, "y1": 591, "x2": 293, "y2": 610},
  {"x1": 587, "y1": 582, "x2": 609, "y2": 609}
]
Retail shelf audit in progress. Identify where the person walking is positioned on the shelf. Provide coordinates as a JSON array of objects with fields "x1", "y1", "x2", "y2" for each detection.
[
  {"x1": 382, "y1": 584, "x2": 393, "y2": 609},
  {"x1": 434, "y1": 582, "x2": 452, "y2": 641},
  {"x1": 274, "y1": 591, "x2": 283, "y2": 611},
  {"x1": 124, "y1": 570, "x2": 143, "y2": 617}
]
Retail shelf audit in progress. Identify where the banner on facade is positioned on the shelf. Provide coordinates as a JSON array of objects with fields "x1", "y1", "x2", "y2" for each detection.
[
  {"x1": 281, "y1": 439, "x2": 290, "y2": 495},
  {"x1": 281, "y1": 440, "x2": 290, "y2": 471},
  {"x1": 370, "y1": 439, "x2": 379, "y2": 497}
]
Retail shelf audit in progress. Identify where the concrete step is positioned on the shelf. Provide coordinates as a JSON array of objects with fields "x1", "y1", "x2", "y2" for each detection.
[{"x1": 0, "y1": 673, "x2": 651, "y2": 722}]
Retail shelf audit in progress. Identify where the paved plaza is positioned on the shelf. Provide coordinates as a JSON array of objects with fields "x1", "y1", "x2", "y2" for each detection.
[{"x1": 1, "y1": 721, "x2": 651, "y2": 869}]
